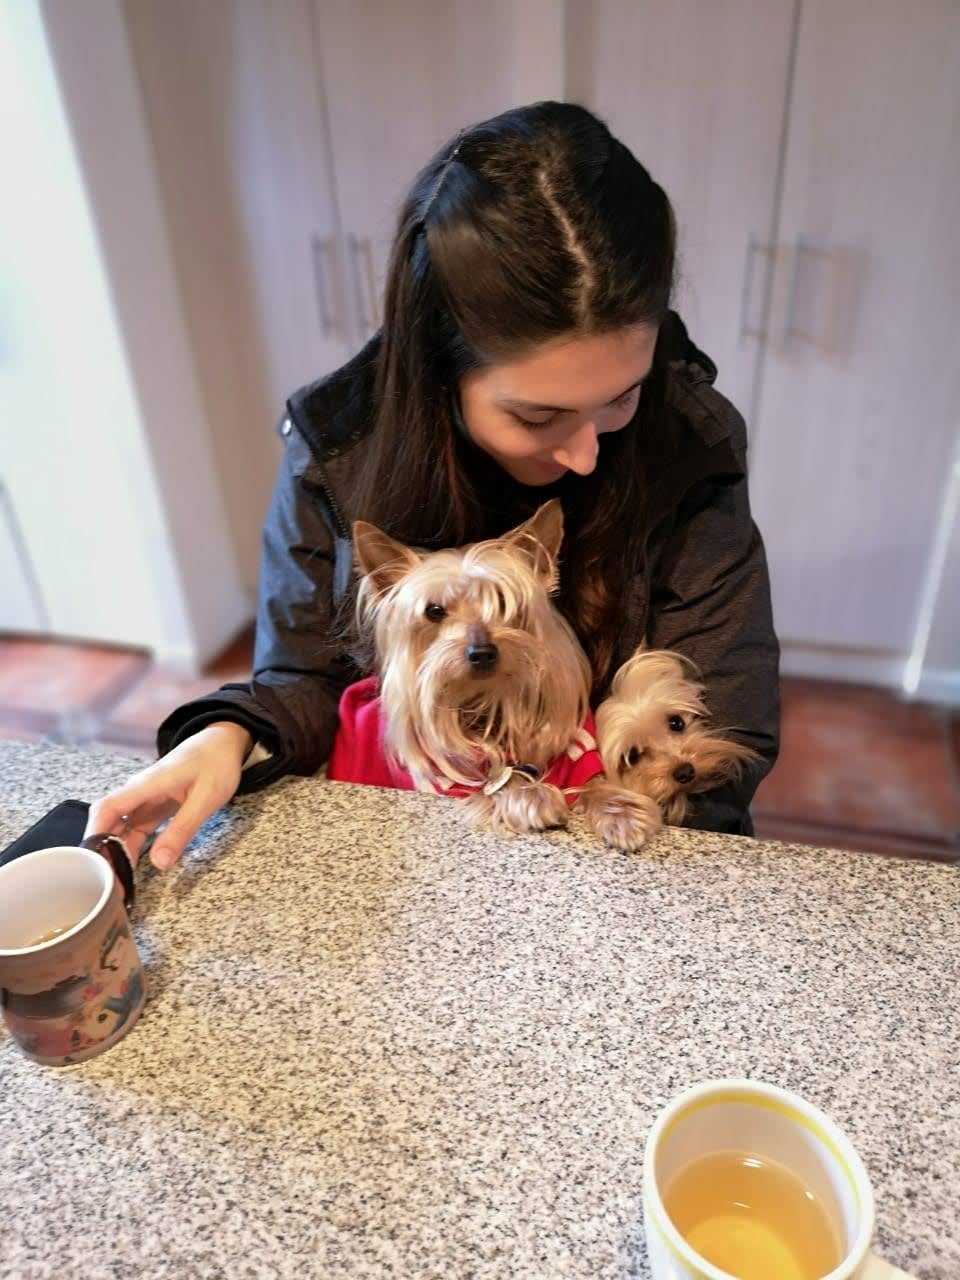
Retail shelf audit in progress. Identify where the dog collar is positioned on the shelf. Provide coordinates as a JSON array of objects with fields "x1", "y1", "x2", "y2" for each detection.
[{"x1": 482, "y1": 762, "x2": 541, "y2": 796}]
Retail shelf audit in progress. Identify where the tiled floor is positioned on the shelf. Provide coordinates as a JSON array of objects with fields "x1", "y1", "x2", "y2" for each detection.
[
  {"x1": 752, "y1": 681, "x2": 960, "y2": 862},
  {"x1": 1, "y1": 629, "x2": 958, "y2": 864}
]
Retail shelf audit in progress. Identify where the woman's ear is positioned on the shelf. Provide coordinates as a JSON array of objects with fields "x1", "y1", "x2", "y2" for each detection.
[
  {"x1": 502, "y1": 499, "x2": 564, "y2": 590},
  {"x1": 353, "y1": 521, "x2": 421, "y2": 595}
]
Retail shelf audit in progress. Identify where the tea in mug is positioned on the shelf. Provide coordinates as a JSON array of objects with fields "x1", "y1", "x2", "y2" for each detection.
[
  {"x1": 26, "y1": 923, "x2": 77, "y2": 947},
  {"x1": 663, "y1": 1150, "x2": 844, "y2": 1280}
]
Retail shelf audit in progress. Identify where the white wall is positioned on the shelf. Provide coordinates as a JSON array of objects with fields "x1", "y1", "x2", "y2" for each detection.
[
  {"x1": 0, "y1": 0, "x2": 250, "y2": 672},
  {"x1": 124, "y1": 0, "x2": 285, "y2": 596}
]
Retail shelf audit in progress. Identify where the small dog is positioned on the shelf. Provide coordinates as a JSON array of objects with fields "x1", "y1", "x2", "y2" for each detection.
[
  {"x1": 327, "y1": 500, "x2": 661, "y2": 851},
  {"x1": 595, "y1": 649, "x2": 759, "y2": 826}
]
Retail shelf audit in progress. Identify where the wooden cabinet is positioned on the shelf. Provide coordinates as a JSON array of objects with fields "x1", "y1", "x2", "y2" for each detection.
[
  {"x1": 0, "y1": 485, "x2": 44, "y2": 634},
  {"x1": 570, "y1": 0, "x2": 959, "y2": 688},
  {"x1": 127, "y1": 0, "x2": 525, "y2": 378},
  {"x1": 125, "y1": 0, "x2": 349, "y2": 425},
  {"x1": 566, "y1": 0, "x2": 796, "y2": 419},
  {"x1": 312, "y1": 0, "x2": 520, "y2": 341},
  {"x1": 749, "y1": 0, "x2": 960, "y2": 656},
  {"x1": 118, "y1": 0, "x2": 957, "y2": 692}
]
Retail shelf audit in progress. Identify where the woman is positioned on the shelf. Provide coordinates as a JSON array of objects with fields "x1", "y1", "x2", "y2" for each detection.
[{"x1": 87, "y1": 102, "x2": 779, "y2": 869}]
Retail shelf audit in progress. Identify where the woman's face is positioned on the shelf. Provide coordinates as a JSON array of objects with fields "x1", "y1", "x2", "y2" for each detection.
[{"x1": 458, "y1": 325, "x2": 658, "y2": 486}]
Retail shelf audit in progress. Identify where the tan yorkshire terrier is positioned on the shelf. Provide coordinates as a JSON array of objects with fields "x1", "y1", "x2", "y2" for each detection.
[
  {"x1": 595, "y1": 648, "x2": 759, "y2": 826},
  {"x1": 326, "y1": 500, "x2": 661, "y2": 851}
]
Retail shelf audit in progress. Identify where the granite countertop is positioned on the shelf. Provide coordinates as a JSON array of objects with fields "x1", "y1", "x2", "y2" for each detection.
[{"x1": 0, "y1": 740, "x2": 957, "y2": 1280}]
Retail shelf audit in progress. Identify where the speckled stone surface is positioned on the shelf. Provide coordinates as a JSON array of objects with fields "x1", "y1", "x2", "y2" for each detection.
[{"x1": 0, "y1": 741, "x2": 957, "y2": 1280}]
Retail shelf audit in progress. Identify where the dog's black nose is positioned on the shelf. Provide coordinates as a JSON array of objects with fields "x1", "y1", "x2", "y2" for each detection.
[
  {"x1": 673, "y1": 762, "x2": 695, "y2": 785},
  {"x1": 466, "y1": 643, "x2": 499, "y2": 672}
]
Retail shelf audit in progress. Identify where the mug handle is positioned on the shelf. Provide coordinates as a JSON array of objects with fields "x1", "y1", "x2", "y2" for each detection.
[
  {"x1": 860, "y1": 1253, "x2": 916, "y2": 1279},
  {"x1": 81, "y1": 834, "x2": 135, "y2": 912}
]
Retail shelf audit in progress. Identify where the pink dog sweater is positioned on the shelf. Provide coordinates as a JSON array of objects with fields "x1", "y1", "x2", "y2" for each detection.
[{"x1": 327, "y1": 676, "x2": 603, "y2": 801}]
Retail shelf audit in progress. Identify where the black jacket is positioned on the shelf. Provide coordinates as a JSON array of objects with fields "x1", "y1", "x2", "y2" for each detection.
[{"x1": 158, "y1": 314, "x2": 780, "y2": 834}]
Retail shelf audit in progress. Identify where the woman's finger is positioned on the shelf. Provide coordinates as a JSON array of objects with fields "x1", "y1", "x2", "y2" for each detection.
[
  {"x1": 84, "y1": 777, "x2": 163, "y2": 841},
  {"x1": 149, "y1": 787, "x2": 220, "y2": 870},
  {"x1": 119, "y1": 828, "x2": 151, "y2": 867},
  {"x1": 117, "y1": 797, "x2": 182, "y2": 867},
  {"x1": 121, "y1": 796, "x2": 181, "y2": 836}
]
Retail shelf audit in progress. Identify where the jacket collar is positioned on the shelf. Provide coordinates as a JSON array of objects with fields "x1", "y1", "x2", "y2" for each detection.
[{"x1": 286, "y1": 334, "x2": 381, "y2": 462}]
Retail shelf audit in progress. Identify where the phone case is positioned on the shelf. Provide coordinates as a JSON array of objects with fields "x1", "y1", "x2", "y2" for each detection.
[{"x1": 0, "y1": 799, "x2": 90, "y2": 870}]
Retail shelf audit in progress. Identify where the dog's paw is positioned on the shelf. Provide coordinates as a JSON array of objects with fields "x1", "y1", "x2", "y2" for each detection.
[
  {"x1": 579, "y1": 777, "x2": 662, "y2": 851},
  {"x1": 507, "y1": 779, "x2": 569, "y2": 833},
  {"x1": 463, "y1": 780, "x2": 569, "y2": 835}
]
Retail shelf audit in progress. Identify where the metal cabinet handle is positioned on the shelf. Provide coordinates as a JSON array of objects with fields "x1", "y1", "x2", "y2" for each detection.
[
  {"x1": 310, "y1": 234, "x2": 336, "y2": 337},
  {"x1": 348, "y1": 233, "x2": 380, "y2": 337},
  {"x1": 783, "y1": 235, "x2": 829, "y2": 345},
  {"x1": 738, "y1": 234, "x2": 775, "y2": 345},
  {"x1": 361, "y1": 237, "x2": 380, "y2": 329}
]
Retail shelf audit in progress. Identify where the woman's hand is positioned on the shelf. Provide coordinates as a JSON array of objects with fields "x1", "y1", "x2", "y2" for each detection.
[{"x1": 84, "y1": 722, "x2": 253, "y2": 870}]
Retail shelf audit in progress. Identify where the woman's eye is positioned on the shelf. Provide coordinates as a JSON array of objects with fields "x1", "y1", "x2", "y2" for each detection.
[
  {"x1": 424, "y1": 602, "x2": 446, "y2": 622},
  {"x1": 514, "y1": 413, "x2": 558, "y2": 431},
  {"x1": 613, "y1": 388, "x2": 640, "y2": 409},
  {"x1": 668, "y1": 715, "x2": 686, "y2": 733}
]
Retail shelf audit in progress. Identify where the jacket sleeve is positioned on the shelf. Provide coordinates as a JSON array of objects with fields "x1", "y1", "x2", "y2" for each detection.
[
  {"x1": 645, "y1": 438, "x2": 781, "y2": 835},
  {"x1": 156, "y1": 425, "x2": 357, "y2": 794}
]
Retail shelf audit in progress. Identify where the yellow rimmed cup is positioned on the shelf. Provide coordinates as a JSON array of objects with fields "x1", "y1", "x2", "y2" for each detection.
[{"x1": 642, "y1": 1079, "x2": 914, "y2": 1280}]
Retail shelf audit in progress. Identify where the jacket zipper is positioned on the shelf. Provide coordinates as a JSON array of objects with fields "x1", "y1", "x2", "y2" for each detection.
[{"x1": 283, "y1": 415, "x2": 350, "y2": 542}]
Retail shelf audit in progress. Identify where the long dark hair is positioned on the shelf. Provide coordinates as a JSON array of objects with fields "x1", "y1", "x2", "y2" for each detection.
[{"x1": 351, "y1": 101, "x2": 676, "y2": 690}]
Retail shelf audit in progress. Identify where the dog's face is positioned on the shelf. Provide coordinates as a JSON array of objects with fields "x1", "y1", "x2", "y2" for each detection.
[
  {"x1": 353, "y1": 501, "x2": 590, "y2": 783},
  {"x1": 596, "y1": 650, "x2": 757, "y2": 825}
]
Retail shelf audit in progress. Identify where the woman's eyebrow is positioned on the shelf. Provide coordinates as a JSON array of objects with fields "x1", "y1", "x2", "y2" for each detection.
[{"x1": 498, "y1": 371, "x2": 651, "y2": 414}]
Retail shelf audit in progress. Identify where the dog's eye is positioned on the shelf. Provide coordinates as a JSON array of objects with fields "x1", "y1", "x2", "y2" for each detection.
[
  {"x1": 624, "y1": 746, "x2": 645, "y2": 767},
  {"x1": 668, "y1": 715, "x2": 686, "y2": 733},
  {"x1": 424, "y1": 602, "x2": 446, "y2": 622}
]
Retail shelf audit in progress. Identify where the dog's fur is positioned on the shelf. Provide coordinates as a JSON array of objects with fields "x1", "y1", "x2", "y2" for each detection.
[
  {"x1": 354, "y1": 501, "x2": 660, "y2": 849},
  {"x1": 595, "y1": 648, "x2": 758, "y2": 826}
]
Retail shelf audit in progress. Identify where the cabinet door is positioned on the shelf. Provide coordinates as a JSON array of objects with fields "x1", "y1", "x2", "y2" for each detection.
[
  {"x1": 0, "y1": 484, "x2": 45, "y2": 633},
  {"x1": 126, "y1": 0, "x2": 350, "y2": 410},
  {"x1": 750, "y1": 0, "x2": 960, "y2": 654},
  {"x1": 566, "y1": 0, "x2": 796, "y2": 414},
  {"x1": 312, "y1": 0, "x2": 521, "y2": 343}
]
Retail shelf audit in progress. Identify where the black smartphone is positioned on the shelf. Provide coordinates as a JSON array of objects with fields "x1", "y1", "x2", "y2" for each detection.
[{"x1": 0, "y1": 799, "x2": 90, "y2": 870}]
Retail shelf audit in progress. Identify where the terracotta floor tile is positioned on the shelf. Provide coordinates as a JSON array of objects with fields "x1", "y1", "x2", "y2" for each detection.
[
  {"x1": 949, "y1": 714, "x2": 960, "y2": 785},
  {"x1": 208, "y1": 624, "x2": 254, "y2": 675},
  {"x1": 96, "y1": 625, "x2": 254, "y2": 738},
  {"x1": 101, "y1": 665, "x2": 250, "y2": 735},
  {"x1": 753, "y1": 679, "x2": 960, "y2": 844},
  {"x1": 753, "y1": 814, "x2": 959, "y2": 864},
  {"x1": 0, "y1": 637, "x2": 149, "y2": 715}
]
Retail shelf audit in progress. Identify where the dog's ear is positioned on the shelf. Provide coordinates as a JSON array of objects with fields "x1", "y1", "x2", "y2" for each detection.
[
  {"x1": 353, "y1": 521, "x2": 420, "y2": 595},
  {"x1": 503, "y1": 499, "x2": 564, "y2": 589}
]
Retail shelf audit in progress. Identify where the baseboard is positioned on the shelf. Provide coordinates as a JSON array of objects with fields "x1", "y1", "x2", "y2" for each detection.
[
  {"x1": 778, "y1": 644, "x2": 906, "y2": 689},
  {"x1": 912, "y1": 668, "x2": 960, "y2": 708}
]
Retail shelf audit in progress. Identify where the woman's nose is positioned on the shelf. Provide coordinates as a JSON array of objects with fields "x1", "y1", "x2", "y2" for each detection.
[{"x1": 553, "y1": 422, "x2": 599, "y2": 476}]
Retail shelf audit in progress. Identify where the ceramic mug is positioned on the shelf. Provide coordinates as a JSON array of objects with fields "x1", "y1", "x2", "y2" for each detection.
[
  {"x1": 643, "y1": 1079, "x2": 915, "y2": 1280},
  {"x1": 0, "y1": 837, "x2": 144, "y2": 1067}
]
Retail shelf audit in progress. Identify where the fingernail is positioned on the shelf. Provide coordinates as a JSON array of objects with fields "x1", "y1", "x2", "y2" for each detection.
[{"x1": 152, "y1": 847, "x2": 176, "y2": 870}]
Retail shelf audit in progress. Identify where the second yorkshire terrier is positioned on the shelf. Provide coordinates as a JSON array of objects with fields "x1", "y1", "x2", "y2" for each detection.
[
  {"x1": 327, "y1": 500, "x2": 661, "y2": 851},
  {"x1": 595, "y1": 649, "x2": 759, "y2": 826}
]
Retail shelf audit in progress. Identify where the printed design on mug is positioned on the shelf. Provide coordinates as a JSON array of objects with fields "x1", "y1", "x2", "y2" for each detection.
[
  {"x1": 99, "y1": 916, "x2": 131, "y2": 972},
  {"x1": 2, "y1": 908, "x2": 144, "y2": 1066}
]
